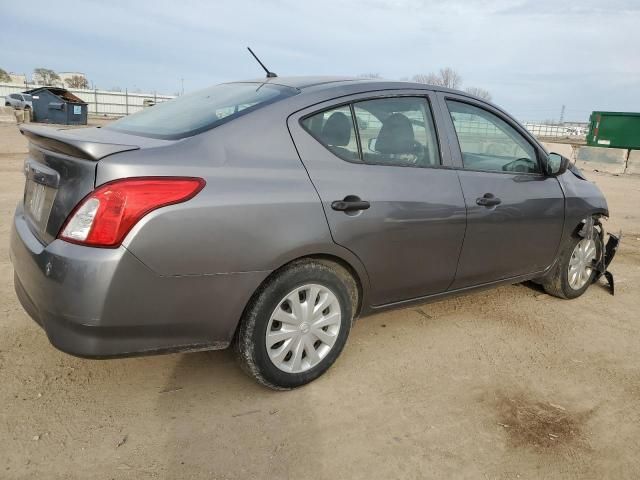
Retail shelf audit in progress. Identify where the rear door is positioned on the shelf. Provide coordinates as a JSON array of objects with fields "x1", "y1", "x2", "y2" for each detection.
[
  {"x1": 288, "y1": 91, "x2": 467, "y2": 306},
  {"x1": 436, "y1": 93, "x2": 565, "y2": 289}
]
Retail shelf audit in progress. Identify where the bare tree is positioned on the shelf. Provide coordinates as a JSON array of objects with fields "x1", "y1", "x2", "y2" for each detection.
[
  {"x1": 33, "y1": 68, "x2": 60, "y2": 86},
  {"x1": 358, "y1": 73, "x2": 382, "y2": 79},
  {"x1": 65, "y1": 75, "x2": 89, "y2": 89},
  {"x1": 412, "y1": 68, "x2": 462, "y2": 89},
  {"x1": 465, "y1": 86, "x2": 492, "y2": 101},
  {"x1": 412, "y1": 73, "x2": 440, "y2": 85},
  {"x1": 438, "y1": 67, "x2": 462, "y2": 89},
  {"x1": 0, "y1": 68, "x2": 10, "y2": 83}
]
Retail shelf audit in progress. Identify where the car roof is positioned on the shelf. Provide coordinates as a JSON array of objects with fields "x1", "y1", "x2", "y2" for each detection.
[
  {"x1": 232, "y1": 76, "x2": 515, "y2": 123},
  {"x1": 231, "y1": 75, "x2": 465, "y2": 95},
  {"x1": 235, "y1": 76, "x2": 361, "y2": 89}
]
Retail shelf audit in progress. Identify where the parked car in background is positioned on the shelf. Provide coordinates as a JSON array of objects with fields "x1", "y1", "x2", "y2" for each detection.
[
  {"x1": 4, "y1": 93, "x2": 32, "y2": 110},
  {"x1": 10, "y1": 77, "x2": 618, "y2": 390}
]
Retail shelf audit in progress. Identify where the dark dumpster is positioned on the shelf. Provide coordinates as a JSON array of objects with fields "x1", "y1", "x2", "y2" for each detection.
[{"x1": 25, "y1": 87, "x2": 88, "y2": 125}]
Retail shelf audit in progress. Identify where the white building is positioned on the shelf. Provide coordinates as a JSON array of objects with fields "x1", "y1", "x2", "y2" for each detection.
[
  {"x1": 8, "y1": 72, "x2": 27, "y2": 85},
  {"x1": 59, "y1": 72, "x2": 89, "y2": 88},
  {"x1": 59, "y1": 72, "x2": 87, "y2": 83},
  {"x1": 30, "y1": 71, "x2": 87, "y2": 87}
]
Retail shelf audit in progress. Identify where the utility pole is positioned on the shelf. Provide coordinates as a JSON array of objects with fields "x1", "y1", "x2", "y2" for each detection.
[{"x1": 559, "y1": 104, "x2": 566, "y2": 124}]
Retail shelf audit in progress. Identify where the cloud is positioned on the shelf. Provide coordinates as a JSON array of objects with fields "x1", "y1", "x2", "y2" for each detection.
[{"x1": 1, "y1": 0, "x2": 638, "y2": 120}]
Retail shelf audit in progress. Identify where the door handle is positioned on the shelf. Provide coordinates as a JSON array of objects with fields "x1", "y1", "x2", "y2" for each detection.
[
  {"x1": 476, "y1": 193, "x2": 502, "y2": 207},
  {"x1": 331, "y1": 196, "x2": 370, "y2": 212}
]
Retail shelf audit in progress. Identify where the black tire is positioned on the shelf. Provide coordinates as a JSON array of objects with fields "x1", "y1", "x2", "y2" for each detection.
[
  {"x1": 4, "y1": 102, "x2": 10, "y2": 107},
  {"x1": 542, "y1": 230, "x2": 601, "y2": 299},
  {"x1": 235, "y1": 259, "x2": 357, "y2": 390}
]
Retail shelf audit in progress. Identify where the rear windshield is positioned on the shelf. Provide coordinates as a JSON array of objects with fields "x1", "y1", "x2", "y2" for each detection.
[{"x1": 107, "y1": 82, "x2": 298, "y2": 139}]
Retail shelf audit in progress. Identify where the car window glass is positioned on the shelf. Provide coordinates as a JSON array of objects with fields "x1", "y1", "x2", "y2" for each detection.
[
  {"x1": 354, "y1": 97, "x2": 440, "y2": 167},
  {"x1": 301, "y1": 106, "x2": 360, "y2": 162},
  {"x1": 447, "y1": 100, "x2": 539, "y2": 174},
  {"x1": 107, "y1": 83, "x2": 298, "y2": 140}
]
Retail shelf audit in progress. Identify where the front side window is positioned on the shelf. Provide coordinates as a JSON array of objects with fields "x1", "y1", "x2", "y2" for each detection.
[
  {"x1": 301, "y1": 106, "x2": 360, "y2": 161},
  {"x1": 447, "y1": 100, "x2": 539, "y2": 174},
  {"x1": 107, "y1": 82, "x2": 298, "y2": 139},
  {"x1": 301, "y1": 96, "x2": 440, "y2": 167}
]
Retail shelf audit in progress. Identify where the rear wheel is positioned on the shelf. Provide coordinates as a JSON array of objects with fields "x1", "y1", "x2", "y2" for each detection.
[
  {"x1": 235, "y1": 259, "x2": 357, "y2": 389},
  {"x1": 4, "y1": 102, "x2": 10, "y2": 107},
  {"x1": 543, "y1": 230, "x2": 600, "y2": 299}
]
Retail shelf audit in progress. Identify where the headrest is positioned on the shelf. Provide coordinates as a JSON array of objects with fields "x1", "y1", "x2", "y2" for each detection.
[
  {"x1": 375, "y1": 113, "x2": 415, "y2": 154},
  {"x1": 320, "y1": 111, "x2": 351, "y2": 147}
]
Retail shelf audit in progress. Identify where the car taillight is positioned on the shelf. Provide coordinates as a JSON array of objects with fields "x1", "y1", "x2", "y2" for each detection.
[{"x1": 59, "y1": 177, "x2": 205, "y2": 248}]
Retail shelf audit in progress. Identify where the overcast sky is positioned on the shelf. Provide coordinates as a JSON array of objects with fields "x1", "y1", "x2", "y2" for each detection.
[{"x1": 2, "y1": 0, "x2": 639, "y2": 121}]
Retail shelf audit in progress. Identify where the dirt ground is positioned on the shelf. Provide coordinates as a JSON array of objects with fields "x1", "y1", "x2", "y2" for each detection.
[{"x1": 1, "y1": 123, "x2": 639, "y2": 479}]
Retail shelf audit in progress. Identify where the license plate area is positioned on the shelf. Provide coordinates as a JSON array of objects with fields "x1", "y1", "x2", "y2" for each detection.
[
  {"x1": 23, "y1": 160, "x2": 59, "y2": 238},
  {"x1": 25, "y1": 180, "x2": 47, "y2": 220}
]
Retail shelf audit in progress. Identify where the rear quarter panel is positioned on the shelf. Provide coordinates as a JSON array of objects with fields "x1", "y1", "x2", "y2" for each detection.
[{"x1": 96, "y1": 105, "x2": 362, "y2": 279}]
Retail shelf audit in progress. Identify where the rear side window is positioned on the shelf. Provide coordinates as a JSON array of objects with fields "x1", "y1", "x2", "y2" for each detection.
[
  {"x1": 301, "y1": 106, "x2": 360, "y2": 161},
  {"x1": 447, "y1": 100, "x2": 539, "y2": 174},
  {"x1": 354, "y1": 97, "x2": 440, "y2": 167},
  {"x1": 107, "y1": 83, "x2": 298, "y2": 139},
  {"x1": 302, "y1": 96, "x2": 440, "y2": 168}
]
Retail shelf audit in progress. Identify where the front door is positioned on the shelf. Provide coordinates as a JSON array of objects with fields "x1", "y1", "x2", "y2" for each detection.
[
  {"x1": 438, "y1": 95, "x2": 565, "y2": 289},
  {"x1": 288, "y1": 92, "x2": 467, "y2": 306}
]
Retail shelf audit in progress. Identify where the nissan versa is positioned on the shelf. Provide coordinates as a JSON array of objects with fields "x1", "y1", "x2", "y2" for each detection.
[{"x1": 10, "y1": 76, "x2": 619, "y2": 389}]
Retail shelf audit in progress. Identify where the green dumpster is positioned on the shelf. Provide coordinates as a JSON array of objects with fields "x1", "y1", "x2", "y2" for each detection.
[{"x1": 587, "y1": 111, "x2": 640, "y2": 149}]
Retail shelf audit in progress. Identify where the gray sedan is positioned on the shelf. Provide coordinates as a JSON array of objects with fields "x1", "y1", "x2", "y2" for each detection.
[{"x1": 10, "y1": 77, "x2": 618, "y2": 389}]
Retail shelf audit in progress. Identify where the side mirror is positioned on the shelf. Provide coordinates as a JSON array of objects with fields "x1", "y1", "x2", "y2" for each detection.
[
  {"x1": 546, "y1": 152, "x2": 570, "y2": 176},
  {"x1": 368, "y1": 137, "x2": 377, "y2": 152}
]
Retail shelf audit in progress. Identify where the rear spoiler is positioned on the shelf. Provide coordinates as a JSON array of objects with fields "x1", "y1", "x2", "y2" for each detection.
[{"x1": 19, "y1": 124, "x2": 140, "y2": 161}]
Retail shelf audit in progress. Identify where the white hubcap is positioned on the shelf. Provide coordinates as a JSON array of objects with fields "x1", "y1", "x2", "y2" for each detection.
[
  {"x1": 266, "y1": 284, "x2": 342, "y2": 373},
  {"x1": 568, "y1": 238, "x2": 597, "y2": 290}
]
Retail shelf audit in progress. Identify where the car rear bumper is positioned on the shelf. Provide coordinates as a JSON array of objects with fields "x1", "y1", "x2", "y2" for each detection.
[{"x1": 10, "y1": 205, "x2": 269, "y2": 358}]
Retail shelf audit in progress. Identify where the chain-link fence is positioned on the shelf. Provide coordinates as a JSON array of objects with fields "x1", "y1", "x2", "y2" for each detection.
[
  {"x1": 522, "y1": 122, "x2": 587, "y2": 140},
  {"x1": 1, "y1": 81, "x2": 589, "y2": 141},
  {"x1": 1, "y1": 82, "x2": 174, "y2": 117}
]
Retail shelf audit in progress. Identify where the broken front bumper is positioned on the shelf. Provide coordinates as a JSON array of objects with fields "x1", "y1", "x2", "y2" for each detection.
[{"x1": 593, "y1": 232, "x2": 621, "y2": 295}]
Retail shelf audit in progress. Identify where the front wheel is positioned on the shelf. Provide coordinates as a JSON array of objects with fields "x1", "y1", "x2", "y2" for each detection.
[
  {"x1": 235, "y1": 259, "x2": 357, "y2": 389},
  {"x1": 542, "y1": 231, "x2": 600, "y2": 299}
]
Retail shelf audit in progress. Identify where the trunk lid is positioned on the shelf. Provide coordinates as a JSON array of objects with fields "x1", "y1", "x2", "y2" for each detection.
[{"x1": 19, "y1": 124, "x2": 169, "y2": 245}]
